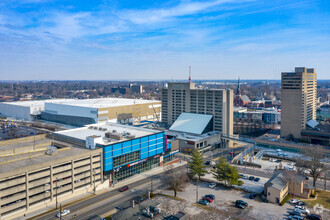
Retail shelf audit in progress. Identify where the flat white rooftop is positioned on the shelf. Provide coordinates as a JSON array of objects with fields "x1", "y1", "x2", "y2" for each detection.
[
  {"x1": 1, "y1": 99, "x2": 66, "y2": 107},
  {"x1": 55, "y1": 122, "x2": 162, "y2": 145},
  {"x1": 50, "y1": 98, "x2": 160, "y2": 108},
  {"x1": 2, "y1": 98, "x2": 160, "y2": 108}
]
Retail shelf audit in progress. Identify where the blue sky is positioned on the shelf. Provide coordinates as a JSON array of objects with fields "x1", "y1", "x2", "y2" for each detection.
[{"x1": 0, "y1": 0, "x2": 329, "y2": 80}]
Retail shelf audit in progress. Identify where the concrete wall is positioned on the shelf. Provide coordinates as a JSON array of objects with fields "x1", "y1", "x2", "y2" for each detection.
[
  {"x1": 0, "y1": 103, "x2": 32, "y2": 121},
  {"x1": 45, "y1": 103, "x2": 98, "y2": 122}
]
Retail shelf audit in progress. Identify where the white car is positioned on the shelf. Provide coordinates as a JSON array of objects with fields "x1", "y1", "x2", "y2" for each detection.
[
  {"x1": 287, "y1": 162, "x2": 295, "y2": 166},
  {"x1": 56, "y1": 209, "x2": 70, "y2": 218},
  {"x1": 243, "y1": 175, "x2": 248, "y2": 179},
  {"x1": 295, "y1": 206, "x2": 310, "y2": 214},
  {"x1": 269, "y1": 158, "x2": 275, "y2": 162},
  {"x1": 209, "y1": 183, "x2": 216, "y2": 189},
  {"x1": 289, "y1": 199, "x2": 300, "y2": 204}
]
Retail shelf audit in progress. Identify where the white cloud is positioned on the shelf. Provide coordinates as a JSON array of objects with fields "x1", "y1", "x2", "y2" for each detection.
[{"x1": 119, "y1": 0, "x2": 248, "y2": 24}]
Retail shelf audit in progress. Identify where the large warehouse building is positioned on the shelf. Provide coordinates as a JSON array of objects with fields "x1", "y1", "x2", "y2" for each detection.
[
  {"x1": 54, "y1": 122, "x2": 178, "y2": 184},
  {"x1": 0, "y1": 98, "x2": 161, "y2": 127}
]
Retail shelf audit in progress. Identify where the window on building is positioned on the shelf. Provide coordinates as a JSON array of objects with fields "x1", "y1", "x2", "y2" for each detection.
[{"x1": 113, "y1": 151, "x2": 140, "y2": 167}]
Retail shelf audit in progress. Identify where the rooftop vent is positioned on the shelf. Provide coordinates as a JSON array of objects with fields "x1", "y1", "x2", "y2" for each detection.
[{"x1": 45, "y1": 145, "x2": 58, "y2": 156}]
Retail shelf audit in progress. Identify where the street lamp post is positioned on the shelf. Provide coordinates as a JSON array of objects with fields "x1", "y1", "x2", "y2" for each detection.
[{"x1": 55, "y1": 177, "x2": 58, "y2": 209}]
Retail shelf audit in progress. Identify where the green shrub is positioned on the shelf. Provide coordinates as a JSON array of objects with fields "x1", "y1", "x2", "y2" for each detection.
[{"x1": 280, "y1": 194, "x2": 291, "y2": 206}]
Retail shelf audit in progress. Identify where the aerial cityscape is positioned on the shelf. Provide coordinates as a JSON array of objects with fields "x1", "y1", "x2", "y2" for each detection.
[{"x1": 0, "y1": 1, "x2": 329, "y2": 220}]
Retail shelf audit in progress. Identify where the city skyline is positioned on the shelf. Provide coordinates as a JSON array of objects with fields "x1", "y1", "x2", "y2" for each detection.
[{"x1": 1, "y1": 0, "x2": 330, "y2": 80}]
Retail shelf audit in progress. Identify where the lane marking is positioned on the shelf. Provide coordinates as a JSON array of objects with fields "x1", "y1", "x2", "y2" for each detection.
[{"x1": 60, "y1": 181, "x2": 150, "y2": 218}]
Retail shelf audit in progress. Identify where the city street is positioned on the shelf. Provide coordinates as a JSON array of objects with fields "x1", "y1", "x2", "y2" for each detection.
[{"x1": 31, "y1": 166, "x2": 181, "y2": 220}]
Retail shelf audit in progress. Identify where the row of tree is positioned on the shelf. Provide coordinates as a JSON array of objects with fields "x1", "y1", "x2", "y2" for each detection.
[{"x1": 188, "y1": 149, "x2": 243, "y2": 187}]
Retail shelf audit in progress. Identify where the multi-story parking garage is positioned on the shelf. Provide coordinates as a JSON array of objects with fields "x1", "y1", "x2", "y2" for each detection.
[{"x1": 0, "y1": 138, "x2": 102, "y2": 219}]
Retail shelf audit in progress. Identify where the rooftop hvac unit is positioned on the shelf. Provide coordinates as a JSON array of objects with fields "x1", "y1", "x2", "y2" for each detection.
[
  {"x1": 45, "y1": 145, "x2": 58, "y2": 156},
  {"x1": 109, "y1": 133, "x2": 123, "y2": 140},
  {"x1": 105, "y1": 131, "x2": 111, "y2": 139},
  {"x1": 126, "y1": 134, "x2": 136, "y2": 139}
]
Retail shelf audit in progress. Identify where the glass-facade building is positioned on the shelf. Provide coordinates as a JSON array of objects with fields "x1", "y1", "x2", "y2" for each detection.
[
  {"x1": 102, "y1": 131, "x2": 175, "y2": 182},
  {"x1": 54, "y1": 122, "x2": 177, "y2": 183}
]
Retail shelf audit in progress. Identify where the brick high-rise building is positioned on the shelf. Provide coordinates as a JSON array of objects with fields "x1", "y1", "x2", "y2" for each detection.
[
  {"x1": 281, "y1": 67, "x2": 317, "y2": 139},
  {"x1": 161, "y1": 82, "x2": 233, "y2": 136}
]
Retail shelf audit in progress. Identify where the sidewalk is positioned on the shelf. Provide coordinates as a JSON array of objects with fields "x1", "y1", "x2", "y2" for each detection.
[{"x1": 25, "y1": 160, "x2": 187, "y2": 220}]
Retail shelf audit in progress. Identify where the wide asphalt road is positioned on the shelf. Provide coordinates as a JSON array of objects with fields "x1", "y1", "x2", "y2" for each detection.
[{"x1": 33, "y1": 166, "x2": 183, "y2": 220}]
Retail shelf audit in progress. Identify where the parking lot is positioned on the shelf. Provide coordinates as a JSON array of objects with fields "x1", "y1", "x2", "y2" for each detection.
[
  {"x1": 159, "y1": 181, "x2": 329, "y2": 219},
  {"x1": 0, "y1": 123, "x2": 46, "y2": 140}
]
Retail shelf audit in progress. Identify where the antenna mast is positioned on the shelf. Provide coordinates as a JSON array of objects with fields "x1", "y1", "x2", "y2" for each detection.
[{"x1": 189, "y1": 66, "x2": 191, "y2": 83}]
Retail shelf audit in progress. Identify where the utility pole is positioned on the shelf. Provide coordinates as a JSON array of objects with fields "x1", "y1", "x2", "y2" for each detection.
[
  {"x1": 196, "y1": 178, "x2": 199, "y2": 203},
  {"x1": 55, "y1": 177, "x2": 58, "y2": 209},
  {"x1": 59, "y1": 203, "x2": 62, "y2": 220},
  {"x1": 93, "y1": 169, "x2": 96, "y2": 194}
]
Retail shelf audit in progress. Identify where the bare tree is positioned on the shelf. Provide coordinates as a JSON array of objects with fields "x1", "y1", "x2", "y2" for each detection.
[
  {"x1": 163, "y1": 166, "x2": 189, "y2": 197},
  {"x1": 296, "y1": 146, "x2": 327, "y2": 188}
]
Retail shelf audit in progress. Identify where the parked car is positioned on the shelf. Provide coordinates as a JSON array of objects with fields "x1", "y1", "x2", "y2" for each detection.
[
  {"x1": 289, "y1": 211, "x2": 303, "y2": 216},
  {"x1": 205, "y1": 161, "x2": 211, "y2": 165},
  {"x1": 288, "y1": 215, "x2": 305, "y2": 220},
  {"x1": 290, "y1": 199, "x2": 300, "y2": 204},
  {"x1": 115, "y1": 206, "x2": 122, "y2": 211},
  {"x1": 254, "y1": 178, "x2": 260, "y2": 182},
  {"x1": 202, "y1": 196, "x2": 213, "y2": 203},
  {"x1": 235, "y1": 203, "x2": 246, "y2": 209},
  {"x1": 295, "y1": 206, "x2": 310, "y2": 214},
  {"x1": 56, "y1": 209, "x2": 70, "y2": 218},
  {"x1": 248, "y1": 176, "x2": 255, "y2": 181},
  {"x1": 243, "y1": 175, "x2": 248, "y2": 179},
  {"x1": 306, "y1": 214, "x2": 322, "y2": 220},
  {"x1": 198, "y1": 199, "x2": 208, "y2": 206},
  {"x1": 297, "y1": 201, "x2": 306, "y2": 206},
  {"x1": 239, "y1": 174, "x2": 244, "y2": 178},
  {"x1": 120, "y1": 185, "x2": 129, "y2": 192},
  {"x1": 205, "y1": 194, "x2": 215, "y2": 200},
  {"x1": 249, "y1": 193, "x2": 257, "y2": 199},
  {"x1": 209, "y1": 183, "x2": 216, "y2": 189},
  {"x1": 235, "y1": 200, "x2": 248, "y2": 207}
]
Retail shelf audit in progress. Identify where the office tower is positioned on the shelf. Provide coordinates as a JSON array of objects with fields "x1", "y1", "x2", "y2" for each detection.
[
  {"x1": 161, "y1": 82, "x2": 233, "y2": 135},
  {"x1": 281, "y1": 67, "x2": 317, "y2": 139}
]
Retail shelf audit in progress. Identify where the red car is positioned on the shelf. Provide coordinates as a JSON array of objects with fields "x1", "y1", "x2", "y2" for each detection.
[
  {"x1": 202, "y1": 196, "x2": 213, "y2": 203},
  {"x1": 120, "y1": 185, "x2": 129, "y2": 192}
]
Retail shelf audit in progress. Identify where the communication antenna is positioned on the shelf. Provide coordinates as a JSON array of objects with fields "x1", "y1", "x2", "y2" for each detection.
[{"x1": 189, "y1": 66, "x2": 191, "y2": 83}]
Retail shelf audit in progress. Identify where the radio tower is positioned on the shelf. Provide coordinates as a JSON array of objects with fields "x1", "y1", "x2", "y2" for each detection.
[{"x1": 189, "y1": 66, "x2": 191, "y2": 83}]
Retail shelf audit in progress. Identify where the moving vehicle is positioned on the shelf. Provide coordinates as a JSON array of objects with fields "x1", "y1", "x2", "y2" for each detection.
[
  {"x1": 120, "y1": 185, "x2": 129, "y2": 192},
  {"x1": 198, "y1": 199, "x2": 208, "y2": 206},
  {"x1": 56, "y1": 209, "x2": 70, "y2": 218},
  {"x1": 209, "y1": 183, "x2": 216, "y2": 189}
]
